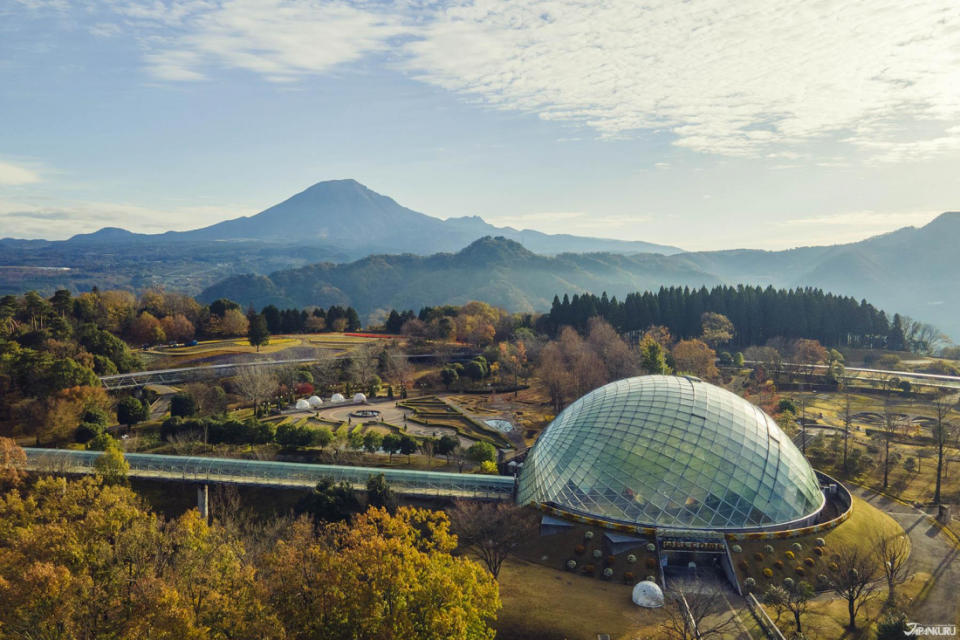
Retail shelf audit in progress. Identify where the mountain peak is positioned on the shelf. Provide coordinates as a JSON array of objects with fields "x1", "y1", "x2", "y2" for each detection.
[
  {"x1": 67, "y1": 227, "x2": 137, "y2": 243},
  {"x1": 456, "y1": 236, "x2": 536, "y2": 262}
]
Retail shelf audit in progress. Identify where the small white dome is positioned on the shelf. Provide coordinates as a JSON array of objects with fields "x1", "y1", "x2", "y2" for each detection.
[
  {"x1": 307, "y1": 395, "x2": 323, "y2": 408},
  {"x1": 295, "y1": 399, "x2": 311, "y2": 410},
  {"x1": 352, "y1": 393, "x2": 367, "y2": 403},
  {"x1": 330, "y1": 393, "x2": 345, "y2": 403},
  {"x1": 631, "y1": 581, "x2": 664, "y2": 608}
]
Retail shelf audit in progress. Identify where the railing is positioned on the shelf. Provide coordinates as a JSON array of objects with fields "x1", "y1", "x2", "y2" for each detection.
[
  {"x1": 746, "y1": 593, "x2": 787, "y2": 640},
  {"x1": 100, "y1": 351, "x2": 480, "y2": 390},
  {"x1": 22, "y1": 448, "x2": 516, "y2": 500}
]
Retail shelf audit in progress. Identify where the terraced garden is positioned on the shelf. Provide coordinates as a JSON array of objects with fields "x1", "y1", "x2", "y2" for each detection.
[{"x1": 399, "y1": 396, "x2": 513, "y2": 449}]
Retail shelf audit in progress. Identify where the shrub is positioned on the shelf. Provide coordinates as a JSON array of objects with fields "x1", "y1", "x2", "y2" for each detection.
[
  {"x1": 744, "y1": 577, "x2": 756, "y2": 588},
  {"x1": 574, "y1": 545, "x2": 585, "y2": 555},
  {"x1": 627, "y1": 554, "x2": 637, "y2": 564},
  {"x1": 813, "y1": 547, "x2": 824, "y2": 556},
  {"x1": 763, "y1": 568, "x2": 774, "y2": 577},
  {"x1": 566, "y1": 560, "x2": 577, "y2": 570},
  {"x1": 815, "y1": 537, "x2": 826, "y2": 547},
  {"x1": 592, "y1": 549, "x2": 602, "y2": 559},
  {"x1": 753, "y1": 552, "x2": 764, "y2": 561},
  {"x1": 738, "y1": 560, "x2": 749, "y2": 571},
  {"x1": 606, "y1": 555, "x2": 616, "y2": 566},
  {"x1": 582, "y1": 565, "x2": 595, "y2": 575},
  {"x1": 782, "y1": 577, "x2": 794, "y2": 589},
  {"x1": 764, "y1": 544, "x2": 775, "y2": 554},
  {"x1": 792, "y1": 542, "x2": 803, "y2": 552},
  {"x1": 829, "y1": 562, "x2": 839, "y2": 572},
  {"x1": 645, "y1": 575, "x2": 656, "y2": 582},
  {"x1": 804, "y1": 557, "x2": 815, "y2": 567},
  {"x1": 731, "y1": 544, "x2": 742, "y2": 553},
  {"x1": 603, "y1": 567, "x2": 614, "y2": 578},
  {"x1": 646, "y1": 542, "x2": 656, "y2": 552},
  {"x1": 816, "y1": 573, "x2": 829, "y2": 586},
  {"x1": 795, "y1": 566, "x2": 805, "y2": 576},
  {"x1": 584, "y1": 530, "x2": 594, "y2": 539},
  {"x1": 774, "y1": 560, "x2": 784, "y2": 570},
  {"x1": 784, "y1": 550, "x2": 795, "y2": 560},
  {"x1": 646, "y1": 558, "x2": 657, "y2": 570},
  {"x1": 624, "y1": 571, "x2": 635, "y2": 582}
]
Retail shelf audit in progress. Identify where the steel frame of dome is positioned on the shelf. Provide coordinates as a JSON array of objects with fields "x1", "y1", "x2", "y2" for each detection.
[{"x1": 518, "y1": 375, "x2": 825, "y2": 532}]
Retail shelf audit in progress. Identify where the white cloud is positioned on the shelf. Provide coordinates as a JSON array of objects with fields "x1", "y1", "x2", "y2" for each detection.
[
  {"x1": 13, "y1": 0, "x2": 960, "y2": 163},
  {"x1": 0, "y1": 161, "x2": 41, "y2": 185},
  {"x1": 117, "y1": 0, "x2": 407, "y2": 82},
  {"x1": 401, "y1": 0, "x2": 960, "y2": 160}
]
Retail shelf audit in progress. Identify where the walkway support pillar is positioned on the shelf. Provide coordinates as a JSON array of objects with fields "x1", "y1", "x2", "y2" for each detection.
[{"x1": 197, "y1": 484, "x2": 210, "y2": 523}]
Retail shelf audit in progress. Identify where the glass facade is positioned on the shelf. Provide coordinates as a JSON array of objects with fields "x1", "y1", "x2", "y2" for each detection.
[{"x1": 518, "y1": 375, "x2": 824, "y2": 530}]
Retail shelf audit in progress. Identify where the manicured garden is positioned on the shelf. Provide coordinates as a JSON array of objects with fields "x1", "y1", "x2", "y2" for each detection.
[{"x1": 730, "y1": 495, "x2": 905, "y2": 595}]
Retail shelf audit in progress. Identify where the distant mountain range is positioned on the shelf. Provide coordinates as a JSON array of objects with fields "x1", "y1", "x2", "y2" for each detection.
[
  {"x1": 198, "y1": 235, "x2": 719, "y2": 317},
  {"x1": 200, "y1": 212, "x2": 960, "y2": 339},
  {"x1": 58, "y1": 179, "x2": 682, "y2": 256},
  {"x1": 1, "y1": 179, "x2": 957, "y2": 338}
]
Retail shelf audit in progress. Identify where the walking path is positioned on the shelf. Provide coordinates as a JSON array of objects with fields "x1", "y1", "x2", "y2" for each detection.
[{"x1": 845, "y1": 484, "x2": 960, "y2": 625}]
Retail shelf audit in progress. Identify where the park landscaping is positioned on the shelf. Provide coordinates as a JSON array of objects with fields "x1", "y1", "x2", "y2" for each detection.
[{"x1": 399, "y1": 396, "x2": 513, "y2": 448}]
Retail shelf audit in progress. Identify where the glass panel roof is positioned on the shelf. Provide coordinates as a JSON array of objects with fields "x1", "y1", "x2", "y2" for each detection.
[{"x1": 518, "y1": 375, "x2": 823, "y2": 530}]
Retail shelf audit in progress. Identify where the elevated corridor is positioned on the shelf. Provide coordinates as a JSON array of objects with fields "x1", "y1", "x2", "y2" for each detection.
[
  {"x1": 22, "y1": 448, "x2": 516, "y2": 500},
  {"x1": 100, "y1": 351, "x2": 479, "y2": 390}
]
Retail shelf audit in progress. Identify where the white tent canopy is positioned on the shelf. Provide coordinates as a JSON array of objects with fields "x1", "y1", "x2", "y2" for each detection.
[
  {"x1": 307, "y1": 396, "x2": 323, "y2": 408},
  {"x1": 330, "y1": 393, "x2": 345, "y2": 404},
  {"x1": 295, "y1": 399, "x2": 311, "y2": 410},
  {"x1": 352, "y1": 393, "x2": 367, "y2": 404},
  {"x1": 631, "y1": 581, "x2": 664, "y2": 608}
]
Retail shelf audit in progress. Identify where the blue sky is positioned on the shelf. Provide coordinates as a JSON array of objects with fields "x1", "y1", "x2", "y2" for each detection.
[{"x1": 2, "y1": 0, "x2": 959, "y2": 250}]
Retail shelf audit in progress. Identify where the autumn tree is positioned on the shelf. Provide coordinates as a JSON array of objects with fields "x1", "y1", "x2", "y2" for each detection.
[
  {"x1": 94, "y1": 439, "x2": 129, "y2": 485},
  {"x1": 640, "y1": 334, "x2": 671, "y2": 375},
  {"x1": 37, "y1": 384, "x2": 112, "y2": 445},
  {"x1": 160, "y1": 313, "x2": 196, "y2": 342},
  {"x1": 0, "y1": 475, "x2": 282, "y2": 639},
  {"x1": 0, "y1": 437, "x2": 26, "y2": 490},
  {"x1": 586, "y1": 317, "x2": 637, "y2": 381},
  {"x1": 262, "y1": 507, "x2": 500, "y2": 640},
  {"x1": 700, "y1": 312, "x2": 734, "y2": 348},
  {"x1": 234, "y1": 365, "x2": 278, "y2": 417},
  {"x1": 671, "y1": 339, "x2": 719, "y2": 380},
  {"x1": 129, "y1": 311, "x2": 166, "y2": 345},
  {"x1": 536, "y1": 327, "x2": 605, "y2": 411},
  {"x1": 449, "y1": 501, "x2": 538, "y2": 578}
]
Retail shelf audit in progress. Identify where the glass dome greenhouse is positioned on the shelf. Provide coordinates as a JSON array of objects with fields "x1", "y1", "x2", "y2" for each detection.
[{"x1": 518, "y1": 375, "x2": 824, "y2": 531}]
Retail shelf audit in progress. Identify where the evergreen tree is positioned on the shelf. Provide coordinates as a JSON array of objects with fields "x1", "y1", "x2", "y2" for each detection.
[{"x1": 247, "y1": 309, "x2": 270, "y2": 352}]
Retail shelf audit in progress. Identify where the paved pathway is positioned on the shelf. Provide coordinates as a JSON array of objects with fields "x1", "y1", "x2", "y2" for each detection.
[{"x1": 846, "y1": 484, "x2": 960, "y2": 625}]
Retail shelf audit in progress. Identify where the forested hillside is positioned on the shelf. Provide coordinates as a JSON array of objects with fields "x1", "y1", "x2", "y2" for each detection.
[
  {"x1": 544, "y1": 286, "x2": 901, "y2": 349},
  {"x1": 199, "y1": 236, "x2": 719, "y2": 317}
]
